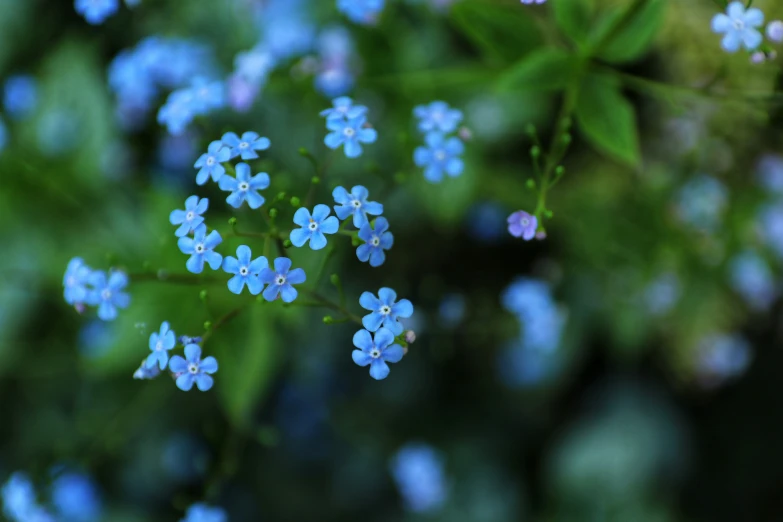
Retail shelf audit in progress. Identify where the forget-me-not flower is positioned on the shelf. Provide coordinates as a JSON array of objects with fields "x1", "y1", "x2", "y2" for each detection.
[
  {"x1": 145, "y1": 321, "x2": 176, "y2": 370},
  {"x1": 63, "y1": 257, "x2": 92, "y2": 306},
  {"x1": 180, "y1": 503, "x2": 227, "y2": 522},
  {"x1": 507, "y1": 210, "x2": 538, "y2": 240},
  {"x1": 324, "y1": 115, "x2": 377, "y2": 158},
  {"x1": 221, "y1": 131, "x2": 270, "y2": 160},
  {"x1": 290, "y1": 204, "x2": 340, "y2": 250},
  {"x1": 320, "y1": 96, "x2": 367, "y2": 121},
  {"x1": 413, "y1": 101, "x2": 463, "y2": 134},
  {"x1": 4, "y1": 75, "x2": 37, "y2": 120},
  {"x1": 414, "y1": 132, "x2": 464, "y2": 183},
  {"x1": 352, "y1": 327, "x2": 404, "y2": 380},
  {"x1": 86, "y1": 270, "x2": 130, "y2": 321},
  {"x1": 194, "y1": 140, "x2": 230, "y2": 185},
  {"x1": 711, "y1": 1, "x2": 764, "y2": 53},
  {"x1": 169, "y1": 196, "x2": 208, "y2": 237},
  {"x1": 218, "y1": 163, "x2": 270, "y2": 209},
  {"x1": 357, "y1": 217, "x2": 393, "y2": 267},
  {"x1": 260, "y1": 257, "x2": 306, "y2": 303},
  {"x1": 222, "y1": 245, "x2": 267, "y2": 295},
  {"x1": 75, "y1": 0, "x2": 119, "y2": 24},
  {"x1": 51, "y1": 471, "x2": 102, "y2": 522},
  {"x1": 337, "y1": 0, "x2": 385, "y2": 25},
  {"x1": 360, "y1": 288, "x2": 414, "y2": 335},
  {"x1": 177, "y1": 225, "x2": 223, "y2": 274},
  {"x1": 333, "y1": 185, "x2": 383, "y2": 228},
  {"x1": 169, "y1": 344, "x2": 218, "y2": 392},
  {"x1": 133, "y1": 361, "x2": 161, "y2": 380}
]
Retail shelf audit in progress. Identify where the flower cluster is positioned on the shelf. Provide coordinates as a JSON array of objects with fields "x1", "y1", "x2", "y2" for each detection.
[
  {"x1": 352, "y1": 288, "x2": 413, "y2": 380},
  {"x1": 338, "y1": 0, "x2": 386, "y2": 25},
  {"x1": 158, "y1": 78, "x2": 226, "y2": 135},
  {"x1": 710, "y1": 1, "x2": 783, "y2": 62},
  {"x1": 62, "y1": 258, "x2": 130, "y2": 321},
  {"x1": 322, "y1": 96, "x2": 377, "y2": 158},
  {"x1": 413, "y1": 101, "x2": 465, "y2": 183}
]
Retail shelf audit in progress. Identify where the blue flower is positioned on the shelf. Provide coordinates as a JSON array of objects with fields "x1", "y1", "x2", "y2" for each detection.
[
  {"x1": 169, "y1": 344, "x2": 218, "y2": 392},
  {"x1": 157, "y1": 89, "x2": 196, "y2": 135},
  {"x1": 2, "y1": 472, "x2": 37, "y2": 521},
  {"x1": 332, "y1": 185, "x2": 383, "y2": 228},
  {"x1": 221, "y1": 131, "x2": 270, "y2": 160},
  {"x1": 324, "y1": 115, "x2": 377, "y2": 158},
  {"x1": 51, "y1": 471, "x2": 102, "y2": 522},
  {"x1": 290, "y1": 204, "x2": 340, "y2": 250},
  {"x1": 194, "y1": 141, "x2": 230, "y2": 185},
  {"x1": 0, "y1": 116, "x2": 6, "y2": 153},
  {"x1": 133, "y1": 361, "x2": 161, "y2": 380},
  {"x1": 413, "y1": 101, "x2": 463, "y2": 134},
  {"x1": 320, "y1": 96, "x2": 367, "y2": 121},
  {"x1": 502, "y1": 278, "x2": 564, "y2": 352},
  {"x1": 337, "y1": 0, "x2": 385, "y2": 25},
  {"x1": 507, "y1": 210, "x2": 538, "y2": 240},
  {"x1": 74, "y1": 0, "x2": 119, "y2": 24},
  {"x1": 218, "y1": 163, "x2": 270, "y2": 209},
  {"x1": 222, "y1": 245, "x2": 268, "y2": 295},
  {"x1": 696, "y1": 333, "x2": 751, "y2": 386},
  {"x1": 351, "y1": 327, "x2": 404, "y2": 380},
  {"x1": 169, "y1": 196, "x2": 208, "y2": 237},
  {"x1": 234, "y1": 46, "x2": 276, "y2": 84},
  {"x1": 357, "y1": 217, "x2": 393, "y2": 267},
  {"x1": 86, "y1": 270, "x2": 130, "y2": 321},
  {"x1": 260, "y1": 257, "x2": 306, "y2": 303},
  {"x1": 359, "y1": 288, "x2": 413, "y2": 335},
  {"x1": 63, "y1": 257, "x2": 92, "y2": 306},
  {"x1": 177, "y1": 226, "x2": 223, "y2": 274},
  {"x1": 390, "y1": 443, "x2": 448, "y2": 513},
  {"x1": 180, "y1": 503, "x2": 227, "y2": 522},
  {"x1": 414, "y1": 132, "x2": 464, "y2": 183},
  {"x1": 711, "y1": 1, "x2": 764, "y2": 52},
  {"x1": 757, "y1": 154, "x2": 783, "y2": 194},
  {"x1": 189, "y1": 77, "x2": 225, "y2": 113},
  {"x1": 3, "y1": 75, "x2": 37, "y2": 120},
  {"x1": 729, "y1": 251, "x2": 777, "y2": 311},
  {"x1": 145, "y1": 321, "x2": 176, "y2": 370}
]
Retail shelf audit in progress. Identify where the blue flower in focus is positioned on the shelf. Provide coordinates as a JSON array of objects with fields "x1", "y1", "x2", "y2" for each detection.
[
  {"x1": 63, "y1": 257, "x2": 92, "y2": 306},
  {"x1": 359, "y1": 287, "x2": 413, "y2": 335},
  {"x1": 218, "y1": 163, "x2": 270, "y2": 209},
  {"x1": 324, "y1": 115, "x2": 377, "y2": 158},
  {"x1": 729, "y1": 251, "x2": 777, "y2": 311},
  {"x1": 260, "y1": 257, "x2": 306, "y2": 303},
  {"x1": 290, "y1": 204, "x2": 340, "y2": 250},
  {"x1": 194, "y1": 141, "x2": 230, "y2": 185},
  {"x1": 2, "y1": 472, "x2": 37, "y2": 521},
  {"x1": 133, "y1": 361, "x2": 160, "y2": 380},
  {"x1": 222, "y1": 245, "x2": 267, "y2": 295},
  {"x1": 338, "y1": 0, "x2": 385, "y2": 24},
  {"x1": 352, "y1": 327, "x2": 404, "y2": 380},
  {"x1": 221, "y1": 131, "x2": 270, "y2": 160},
  {"x1": 320, "y1": 96, "x2": 367, "y2": 121},
  {"x1": 177, "y1": 226, "x2": 223, "y2": 274},
  {"x1": 357, "y1": 217, "x2": 393, "y2": 267},
  {"x1": 333, "y1": 185, "x2": 383, "y2": 228},
  {"x1": 74, "y1": 0, "x2": 119, "y2": 24},
  {"x1": 3, "y1": 75, "x2": 37, "y2": 120},
  {"x1": 51, "y1": 471, "x2": 102, "y2": 522},
  {"x1": 674, "y1": 175, "x2": 728, "y2": 231},
  {"x1": 145, "y1": 321, "x2": 176, "y2": 371},
  {"x1": 390, "y1": 443, "x2": 448, "y2": 513},
  {"x1": 169, "y1": 196, "x2": 208, "y2": 237},
  {"x1": 711, "y1": 1, "x2": 764, "y2": 52},
  {"x1": 169, "y1": 345, "x2": 219, "y2": 392},
  {"x1": 180, "y1": 503, "x2": 227, "y2": 522},
  {"x1": 413, "y1": 101, "x2": 463, "y2": 134},
  {"x1": 86, "y1": 270, "x2": 130, "y2": 321},
  {"x1": 414, "y1": 132, "x2": 464, "y2": 183}
]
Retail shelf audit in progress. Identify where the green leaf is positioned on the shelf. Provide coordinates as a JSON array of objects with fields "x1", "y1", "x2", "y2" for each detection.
[
  {"x1": 575, "y1": 72, "x2": 640, "y2": 167},
  {"x1": 552, "y1": 0, "x2": 595, "y2": 46},
  {"x1": 496, "y1": 48, "x2": 579, "y2": 93},
  {"x1": 596, "y1": 0, "x2": 667, "y2": 63}
]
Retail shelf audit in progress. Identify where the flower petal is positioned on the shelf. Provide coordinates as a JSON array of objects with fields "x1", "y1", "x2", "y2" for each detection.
[
  {"x1": 369, "y1": 359, "x2": 390, "y2": 380},
  {"x1": 353, "y1": 329, "x2": 374, "y2": 351},
  {"x1": 286, "y1": 268, "x2": 306, "y2": 284},
  {"x1": 382, "y1": 344, "x2": 404, "y2": 363},
  {"x1": 352, "y1": 349, "x2": 372, "y2": 367}
]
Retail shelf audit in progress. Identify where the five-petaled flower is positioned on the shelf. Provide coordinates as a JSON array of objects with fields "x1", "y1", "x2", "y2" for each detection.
[
  {"x1": 86, "y1": 270, "x2": 130, "y2": 321},
  {"x1": 194, "y1": 141, "x2": 230, "y2": 185},
  {"x1": 352, "y1": 327, "x2": 404, "y2": 380},
  {"x1": 360, "y1": 287, "x2": 414, "y2": 335},
  {"x1": 63, "y1": 257, "x2": 92, "y2": 306},
  {"x1": 324, "y1": 115, "x2": 377, "y2": 158},
  {"x1": 218, "y1": 163, "x2": 270, "y2": 209},
  {"x1": 260, "y1": 257, "x2": 306, "y2": 303},
  {"x1": 145, "y1": 321, "x2": 176, "y2": 370},
  {"x1": 221, "y1": 131, "x2": 270, "y2": 160},
  {"x1": 357, "y1": 217, "x2": 394, "y2": 267},
  {"x1": 169, "y1": 196, "x2": 209, "y2": 237},
  {"x1": 711, "y1": 1, "x2": 764, "y2": 53},
  {"x1": 169, "y1": 344, "x2": 218, "y2": 392},
  {"x1": 333, "y1": 185, "x2": 383, "y2": 228},
  {"x1": 222, "y1": 245, "x2": 267, "y2": 295},
  {"x1": 290, "y1": 204, "x2": 340, "y2": 250},
  {"x1": 507, "y1": 210, "x2": 538, "y2": 240},
  {"x1": 320, "y1": 96, "x2": 368, "y2": 121},
  {"x1": 177, "y1": 225, "x2": 223, "y2": 274},
  {"x1": 414, "y1": 132, "x2": 465, "y2": 183},
  {"x1": 413, "y1": 101, "x2": 463, "y2": 134}
]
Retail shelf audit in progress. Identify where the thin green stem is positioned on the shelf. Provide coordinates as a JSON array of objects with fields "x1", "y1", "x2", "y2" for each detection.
[{"x1": 302, "y1": 289, "x2": 361, "y2": 324}]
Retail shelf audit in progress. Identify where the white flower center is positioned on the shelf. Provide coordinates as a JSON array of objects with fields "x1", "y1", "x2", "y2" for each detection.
[
  {"x1": 351, "y1": 199, "x2": 361, "y2": 208},
  {"x1": 435, "y1": 150, "x2": 447, "y2": 161},
  {"x1": 239, "y1": 182, "x2": 250, "y2": 191},
  {"x1": 521, "y1": 218, "x2": 529, "y2": 226},
  {"x1": 343, "y1": 127, "x2": 355, "y2": 137},
  {"x1": 195, "y1": 243, "x2": 205, "y2": 253},
  {"x1": 240, "y1": 267, "x2": 248, "y2": 276},
  {"x1": 186, "y1": 211, "x2": 194, "y2": 221},
  {"x1": 370, "y1": 348, "x2": 381, "y2": 358},
  {"x1": 380, "y1": 305, "x2": 391, "y2": 315},
  {"x1": 101, "y1": 289, "x2": 111, "y2": 300},
  {"x1": 371, "y1": 236, "x2": 380, "y2": 247},
  {"x1": 155, "y1": 341, "x2": 164, "y2": 352},
  {"x1": 239, "y1": 141, "x2": 249, "y2": 149},
  {"x1": 276, "y1": 275, "x2": 286, "y2": 285},
  {"x1": 187, "y1": 363, "x2": 199, "y2": 374},
  {"x1": 308, "y1": 221, "x2": 318, "y2": 231},
  {"x1": 206, "y1": 157, "x2": 215, "y2": 166},
  {"x1": 66, "y1": 276, "x2": 76, "y2": 286},
  {"x1": 733, "y1": 18, "x2": 745, "y2": 30}
]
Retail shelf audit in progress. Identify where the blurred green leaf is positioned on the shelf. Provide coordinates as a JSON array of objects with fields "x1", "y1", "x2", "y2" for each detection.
[
  {"x1": 552, "y1": 0, "x2": 596, "y2": 47},
  {"x1": 575, "y1": 72, "x2": 640, "y2": 167},
  {"x1": 596, "y1": 0, "x2": 667, "y2": 63},
  {"x1": 496, "y1": 48, "x2": 579, "y2": 93}
]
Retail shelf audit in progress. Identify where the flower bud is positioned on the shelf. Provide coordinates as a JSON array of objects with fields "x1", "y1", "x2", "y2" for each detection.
[
  {"x1": 768, "y1": 20, "x2": 783, "y2": 43},
  {"x1": 404, "y1": 330, "x2": 416, "y2": 344}
]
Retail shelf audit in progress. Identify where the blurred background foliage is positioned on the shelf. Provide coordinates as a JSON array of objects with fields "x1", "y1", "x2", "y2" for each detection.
[{"x1": 4, "y1": 0, "x2": 783, "y2": 520}]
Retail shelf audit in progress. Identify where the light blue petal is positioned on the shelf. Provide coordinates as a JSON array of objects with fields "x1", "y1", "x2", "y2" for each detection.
[
  {"x1": 245, "y1": 191, "x2": 265, "y2": 209},
  {"x1": 726, "y1": 1, "x2": 745, "y2": 19},
  {"x1": 320, "y1": 216, "x2": 339, "y2": 234},
  {"x1": 218, "y1": 175, "x2": 238, "y2": 191},
  {"x1": 359, "y1": 291, "x2": 380, "y2": 311},
  {"x1": 204, "y1": 251, "x2": 223, "y2": 270},
  {"x1": 248, "y1": 256, "x2": 268, "y2": 274},
  {"x1": 414, "y1": 147, "x2": 431, "y2": 167},
  {"x1": 204, "y1": 230, "x2": 223, "y2": 249},
  {"x1": 170, "y1": 209, "x2": 187, "y2": 225},
  {"x1": 335, "y1": 205, "x2": 354, "y2": 221},
  {"x1": 274, "y1": 257, "x2": 292, "y2": 273},
  {"x1": 362, "y1": 311, "x2": 384, "y2": 332},
  {"x1": 424, "y1": 164, "x2": 444, "y2": 183},
  {"x1": 223, "y1": 256, "x2": 239, "y2": 274},
  {"x1": 226, "y1": 191, "x2": 244, "y2": 208},
  {"x1": 369, "y1": 359, "x2": 390, "y2": 380},
  {"x1": 382, "y1": 344, "x2": 404, "y2": 363},
  {"x1": 290, "y1": 227, "x2": 311, "y2": 247},
  {"x1": 293, "y1": 207, "x2": 312, "y2": 227},
  {"x1": 722, "y1": 31, "x2": 742, "y2": 52},
  {"x1": 446, "y1": 158, "x2": 464, "y2": 177},
  {"x1": 744, "y1": 7, "x2": 764, "y2": 27},
  {"x1": 312, "y1": 204, "x2": 331, "y2": 222},
  {"x1": 184, "y1": 344, "x2": 201, "y2": 361},
  {"x1": 358, "y1": 128, "x2": 377, "y2": 144},
  {"x1": 353, "y1": 329, "x2": 374, "y2": 351},
  {"x1": 286, "y1": 268, "x2": 306, "y2": 284},
  {"x1": 195, "y1": 198, "x2": 209, "y2": 214},
  {"x1": 176, "y1": 373, "x2": 195, "y2": 391},
  {"x1": 378, "y1": 288, "x2": 397, "y2": 305},
  {"x1": 250, "y1": 172, "x2": 270, "y2": 189},
  {"x1": 227, "y1": 274, "x2": 245, "y2": 294},
  {"x1": 98, "y1": 301, "x2": 117, "y2": 321},
  {"x1": 309, "y1": 231, "x2": 327, "y2": 250},
  {"x1": 380, "y1": 232, "x2": 394, "y2": 249},
  {"x1": 200, "y1": 356, "x2": 218, "y2": 373},
  {"x1": 344, "y1": 139, "x2": 362, "y2": 158},
  {"x1": 186, "y1": 255, "x2": 205, "y2": 274},
  {"x1": 363, "y1": 201, "x2": 383, "y2": 216},
  {"x1": 169, "y1": 355, "x2": 187, "y2": 373},
  {"x1": 741, "y1": 28, "x2": 762, "y2": 50},
  {"x1": 246, "y1": 276, "x2": 263, "y2": 295},
  {"x1": 195, "y1": 374, "x2": 214, "y2": 391},
  {"x1": 280, "y1": 284, "x2": 298, "y2": 303},
  {"x1": 332, "y1": 186, "x2": 350, "y2": 203},
  {"x1": 236, "y1": 245, "x2": 252, "y2": 265},
  {"x1": 352, "y1": 350, "x2": 372, "y2": 367},
  {"x1": 324, "y1": 132, "x2": 343, "y2": 149},
  {"x1": 263, "y1": 284, "x2": 280, "y2": 302},
  {"x1": 369, "y1": 248, "x2": 385, "y2": 267},
  {"x1": 235, "y1": 162, "x2": 251, "y2": 181},
  {"x1": 357, "y1": 244, "x2": 371, "y2": 262},
  {"x1": 392, "y1": 298, "x2": 414, "y2": 317},
  {"x1": 179, "y1": 236, "x2": 195, "y2": 254},
  {"x1": 374, "y1": 328, "x2": 395, "y2": 349}
]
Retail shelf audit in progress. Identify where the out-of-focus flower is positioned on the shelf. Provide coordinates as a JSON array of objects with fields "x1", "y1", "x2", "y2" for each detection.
[{"x1": 390, "y1": 443, "x2": 448, "y2": 513}]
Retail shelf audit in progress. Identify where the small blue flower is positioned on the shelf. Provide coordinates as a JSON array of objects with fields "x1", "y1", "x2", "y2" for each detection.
[
  {"x1": 222, "y1": 245, "x2": 268, "y2": 295},
  {"x1": 413, "y1": 101, "x2": 463, "y2": 134},
  {"x1": 177, "y1": 225, "x2": 223, "y2": 274},
  {"x1": 189, "y1": 77, "x2": 225, "y2": 113},
  {"x1": 74, "y1": 0, "x2": 119, "y2": 24},
  {"x1": 352, "y1": 327, "x2": 404, "y2": 380},
  {"x1": 63, "y1": 257, "x2": 92, "y2": 306},
  {"x1": 320, "y1": 96, "x2": 367, "y2": 121},
  {"x1": 218, "y1": 163, "x2": 270, "y2": 209},
  {"x1": 169, "y1": 196, "x2": 208, "y2": 237},
  {"x1": 260, "y1": 257, "x2": 306, "y2": 303},
  {"x1": 333, "y1": 185, "x2": 383, "y2": 228},
  {"x1": 133, "y1": 361, "x2": 160, "y2": 380},
  {"x1": 390, "y1": 444, "x2": 448, "y2": 513},
  {"x1": 157, "y1": 89, "x2": 196, "y2": 135},
  {"x1": 180, "y1": 503, "x2": 227, "y2": 522},
  {"x1": 145, "y1": 321, "x2": 176, "y2": 370},
  {"x1": 711, "y1": 1, "x2": 764, "y2": 53},
  {"x1": 86, "y1": 270, "x2": 130, "y2": 321},
  {"x1": 414, "y1": 132, "x2": 464, "y2": 183},
  {"x1": 357, "y1": 217, "x2": 393, "y2": 267},
  {"x1": 324, "y1": 115, "x2": 377, "y2": 158},
  {"x1": 169, "y1": 344, "x2": 218, "y2": 392},
  {"x1": 507, "y1": 210, "x2": 538, "y2": 240},
  {"x1": 290, "y1": 204, "x2": 340, "y2": 250},
  {"x1": 51, "y1": 471, "x2": 102, "y2": 522},
  {"x1": 3, "y1": 75, "x2": 37, "y2": 120},
  {"x1": 194, "y1": 141, "x2": 230, "y2": 185},
  {"x1": 221, "y1": 131, "x2": 270, "y2": 160},
  {"x1": 178, "y1": 335, "x2": 203, "y2": 345},
  {"x1": 337, "y1": 0, "x2": 385, "y2": 25},
  {"x1": 359, "y1": 288, "x2": 414, "y2": 335}
]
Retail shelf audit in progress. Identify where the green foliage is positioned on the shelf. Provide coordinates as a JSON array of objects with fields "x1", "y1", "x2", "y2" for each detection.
[
  {"x1": 552, "y1": 0, "x2": 596, "y2": 48},
  {"x1": 496, "y1": 48, "x2": 581, "y2": 93},
  {"x1": 595, "y1": 0, "x2": 668, "y2": 63}
]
